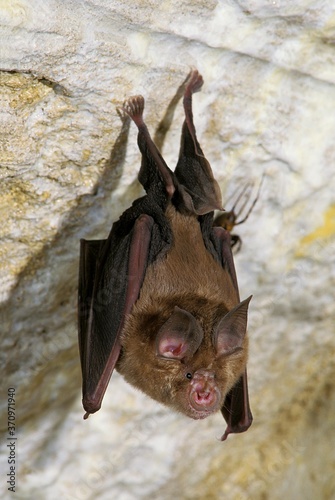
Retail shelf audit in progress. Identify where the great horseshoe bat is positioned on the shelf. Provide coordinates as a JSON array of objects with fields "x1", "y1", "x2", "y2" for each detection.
[{"x1": 78, "y1": 70, "x2": 253, "y2": 440}]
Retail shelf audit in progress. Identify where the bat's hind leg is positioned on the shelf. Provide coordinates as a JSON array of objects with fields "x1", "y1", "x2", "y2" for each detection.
[{"x1": 123, "y1": 95, "x2": 175, "y2": 199}]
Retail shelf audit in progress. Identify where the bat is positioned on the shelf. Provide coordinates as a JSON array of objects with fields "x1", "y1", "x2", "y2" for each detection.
[
  {"x1": 78, "y1": 69, "x2": 253, "y2": 440},
  {"x1": 214, "y1": 179, "x2": 263, "y2": 252}
]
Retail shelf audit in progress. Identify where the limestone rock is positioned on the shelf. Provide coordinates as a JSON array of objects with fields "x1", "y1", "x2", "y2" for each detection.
[{"x1": 1, "y1": 1, "x2": 335, "y2": 499}]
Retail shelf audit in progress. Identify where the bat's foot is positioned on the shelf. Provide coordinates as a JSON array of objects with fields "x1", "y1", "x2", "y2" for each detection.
[
  {"x1": 123, "y1": 95, "x2": 145, "y2": 128},
  {"x1": 185, "y1": 69, "x2": 204, "y2": 98},
  {"x1": 183, "y1": 69, "x2": 204, "y2": 142}
]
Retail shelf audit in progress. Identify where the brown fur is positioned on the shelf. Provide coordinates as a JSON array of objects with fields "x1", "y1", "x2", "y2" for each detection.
[{"x1": 116, "y1": 204, "x2": 248, "y2": 419}]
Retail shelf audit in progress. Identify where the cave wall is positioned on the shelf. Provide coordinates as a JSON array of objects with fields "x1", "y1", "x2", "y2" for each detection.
[{"x1": 1, "y1": 1, "x2": 335, "y2": 498}]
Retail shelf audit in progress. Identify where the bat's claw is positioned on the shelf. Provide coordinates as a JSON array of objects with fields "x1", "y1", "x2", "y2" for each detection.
[
  {"x1": 123, "y1": 95, "x2": 145, "y2": 127},
  {"x1": 185, "y1": 69, "x2": 204, "y2": 97}
]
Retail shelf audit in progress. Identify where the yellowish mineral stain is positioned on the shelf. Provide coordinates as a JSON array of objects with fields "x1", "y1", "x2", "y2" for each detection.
[
  {"x1": 0, "y1": 72, "x2": 52, "y2": 163},
  {"x1": 195, "y1": 342, "x2": 335, "y2": 499},
  {"x1": 1, "y1": 72, "x2": 51, "y2": 109},
  {"x1": 295, "y1": 204, "x2": 335, "y2": 257},
  {"x1": 0, "y1": 0, "x2": 28, "y2": 25},
  {"x1": 82, "y1": 149, "x2": 91, "y2": 161}
]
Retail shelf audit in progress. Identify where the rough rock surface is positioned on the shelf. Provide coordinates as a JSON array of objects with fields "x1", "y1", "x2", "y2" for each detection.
[{"x1": 1, "y1": 1, "x2": 335, "y2": 499}]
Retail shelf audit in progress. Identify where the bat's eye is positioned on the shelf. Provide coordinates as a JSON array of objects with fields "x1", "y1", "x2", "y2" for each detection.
[{"x1": 186, "y1": 372, "x2": 193, "y2": 380}]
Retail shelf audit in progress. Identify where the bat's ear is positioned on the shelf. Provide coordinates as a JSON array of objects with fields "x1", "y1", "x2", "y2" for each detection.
[
  {"x1": 213, "y1": 296, "x2": 252, "y2": 356},
  {"x1": 156, "y1": 306, "x2": 204, "y2": 360}
]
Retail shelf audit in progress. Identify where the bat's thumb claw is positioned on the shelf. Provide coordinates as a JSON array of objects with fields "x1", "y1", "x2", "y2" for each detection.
[{"x1": 220, "y1": 426, "x2": 230, "y2": 441}]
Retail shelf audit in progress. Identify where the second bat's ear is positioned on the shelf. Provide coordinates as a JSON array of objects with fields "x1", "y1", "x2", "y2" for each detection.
[
  {"x1": 156, "y1": 306, "x2": 204, "y2": 360},
  {"x1": 213, "y1": 296, "x2": 252, "y2": 356}
]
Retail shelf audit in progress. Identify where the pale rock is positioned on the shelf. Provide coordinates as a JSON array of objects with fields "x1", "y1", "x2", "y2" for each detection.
[{"x1": 1, "y1": 1, "x2": 335, "y2": 499}]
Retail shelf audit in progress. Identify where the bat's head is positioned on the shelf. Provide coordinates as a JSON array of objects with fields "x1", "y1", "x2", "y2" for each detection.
[
  {"x1": 155, "y1": 297, "x2": 251, "y2": 419},
  {"x1": 118, "y1": 296, "x2": 251, "y2": 420}
]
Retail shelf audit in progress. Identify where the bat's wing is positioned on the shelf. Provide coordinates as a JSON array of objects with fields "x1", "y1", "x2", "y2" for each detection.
[
  {"x1": 213, "y1": 227, "x2": 253, "y2": 440},
  {"x1": 79, "y1": 215, "x2": 155, "y2": 417},
  {"x1": 220, "y1": 366, "x2": 253, "y2": 441}
]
